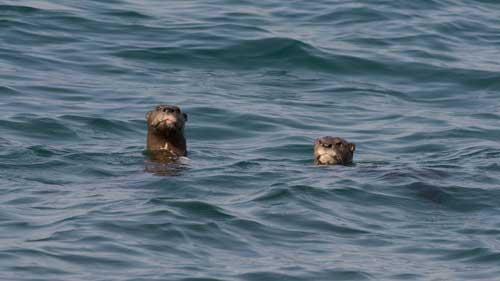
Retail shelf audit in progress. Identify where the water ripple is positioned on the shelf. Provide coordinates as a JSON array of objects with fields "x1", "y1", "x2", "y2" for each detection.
[{"x1": 2, "y1": 0, "x2": 500, "y2": 280}]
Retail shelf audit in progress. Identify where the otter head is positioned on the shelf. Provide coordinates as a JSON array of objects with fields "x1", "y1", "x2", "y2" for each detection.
[
  {"x1": 314, "y1": 136, "x2": 355, "y2": 165},
  {"x1": 146, "y1": 104, "x2": 187, "y2": 136}
]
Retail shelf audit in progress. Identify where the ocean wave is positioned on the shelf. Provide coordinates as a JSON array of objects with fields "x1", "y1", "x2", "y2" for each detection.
[
  {"x1": 2, "y1": 0, "x2": 500, "y2": 280},
  {"x1": 0, "y1": 4, "x2": 41, "y2": 14},
  {"x1": 0, "y1": 117, "x2": 79, "y2": 141}
]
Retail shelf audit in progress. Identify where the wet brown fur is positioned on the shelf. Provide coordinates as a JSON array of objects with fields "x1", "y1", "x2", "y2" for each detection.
[
  {"x1": 314, "y1": 136, "x2": 355, "y2": 165},
  {"x1": 146, "y1": 104, "x2": 187, "y2": 160}
]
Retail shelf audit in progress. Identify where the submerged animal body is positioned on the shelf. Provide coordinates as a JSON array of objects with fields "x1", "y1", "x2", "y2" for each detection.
[
  {"x1": 314, "y1": 136, "x2": 355, "y2": 165},
  {"x1": 146, "y1": 104, "x2": 188, "y2": 160}
]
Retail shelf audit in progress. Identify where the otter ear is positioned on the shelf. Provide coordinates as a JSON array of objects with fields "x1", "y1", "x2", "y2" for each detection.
[
  {"x1": 145, "y1": 111, "x2": 152, "y2": 120},
  {"x1": 349, "y1": 143, "x2": 356, "y2": 152},
  {"x1": 315, "y1": 138, "x2": 322, "y2": 145},
  {"x1": 183, "y1": 113, "x2": 188, "y2": 122}
]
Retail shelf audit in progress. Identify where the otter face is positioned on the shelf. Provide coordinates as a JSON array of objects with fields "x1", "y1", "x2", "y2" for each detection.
[
  {"x1": 314, "y1": 136, "x2": 355, "y2": 165},
  {"x1": 146, "y1": 105, "x2": 187, "y2": 135}
]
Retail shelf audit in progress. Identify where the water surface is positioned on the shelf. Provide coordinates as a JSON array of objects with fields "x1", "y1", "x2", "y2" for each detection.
[{"x1": 1, "y1": 1, "x2": 500, "y2": 280}]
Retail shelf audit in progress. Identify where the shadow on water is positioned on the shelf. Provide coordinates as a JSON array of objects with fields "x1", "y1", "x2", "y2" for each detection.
[{"x1": 143, "y1": 150, "x2": 190, "y2": 176}]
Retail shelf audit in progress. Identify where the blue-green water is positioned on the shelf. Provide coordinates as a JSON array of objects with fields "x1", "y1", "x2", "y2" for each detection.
[{"x1": 1, "y1": 1, "x2": 500, "y2": 280}]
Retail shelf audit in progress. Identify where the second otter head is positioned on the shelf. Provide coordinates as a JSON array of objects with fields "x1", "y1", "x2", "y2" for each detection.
[
  {"x1": 314, "y1": 136, "x2": 355, "y2": 165},
  {"x1": 146, "y1": 105, "x2": 187, "y2": 135}
]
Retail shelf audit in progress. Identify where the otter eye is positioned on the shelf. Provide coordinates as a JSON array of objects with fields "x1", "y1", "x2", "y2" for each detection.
[
  {"x1": 175, "y1": 108, "x2": 181, "y2": 114},
  {"x1": 335, "y1": 142, "x2": 342, "y2": 147},
  {"x1": 322, "y1": 143, "x2": 332, "y2": 148}
]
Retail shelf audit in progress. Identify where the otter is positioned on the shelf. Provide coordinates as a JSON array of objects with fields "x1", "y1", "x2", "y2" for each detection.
[
  {"x1": 314, "y1": 136, "x2": 355, "y2": 165},
  {"x1": 145, "y1": 104, "x2": 188, "y2": 161}
]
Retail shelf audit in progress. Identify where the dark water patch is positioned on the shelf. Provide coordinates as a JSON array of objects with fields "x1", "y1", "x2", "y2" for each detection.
[
  {"x1": 43, "y1": 250, "x2": 136, "y2": 269},
  {"x1": 437, "y1": 247, "x2": 489, "y2": 261},
  {"x1": 308, "y1": 269, "x2": 373, "y2": 281},
  {"x1": 397, "y1": 143, "x2": 448, "y2": 154},
  {"x1": 402, "y1": 182, "x2": 493, "y2": 212},
  {"x1": 470, "y1": 113, "x2": 500, "y2": 121},
  {"x1": 154, "y1": 199, "x2": 234, "y2": 220},
  {"x1": 389, "y1": 273, "x2": 422, "y2": 280},
  {"x1": 298, "y1": 218, "x2": 370, "y2": 235},
  {"x1": 211, "y1": 37, "x2": 319, "y2": 61},
  {"x1": 381, "y1": 33, "x2": 456, "y2": 53},
  {"x1": 178, "y1": 277, "x2": 228, "y2": 281},
  {"x1": 0, "y1": 50, "x2": 65, "y2": 72},
  {"x1": 468, "y1": 252, "x2": 500, "y2": 264},
  {"x1": 255, "y1": 192, "x2": 371, "y2": 236},
  {"x1": 408, "y1": 183, "x2": 454, "y2": 205},
  {"x1": 27, "y1": 145, "x2": 67, "y2": 158},
  {"x1": 226, "y1": 113, "x2": 280, "y2": 132},
  {"x1": 431, "y1": 17, "x2": 499, "y2": 42},
  {"x1": 0, "y1": 148, "x2": 68, "y2": 169},
  {"x1": 0, "y1": 18, "x2": 32, "y2": 30},
  {"x1": 189, "y1": 124, "x2": 254, "y2": 140},
  {"x1": 60, "y1": 115, "x2": 142, "y2": 136},
  {"x1": 240, "y1": 271, "x2": 303, "y2": 281},
  {"x1": 75, "y1": 166, "x2": 121, "y2": 178},
  {"x1": 208, "y1": 23, "x2": 270, "y2": 37},
  {"x1": 44, "y1": 14, "x2": 119, "y2": 33},
  {"x1": 0, "y1": 4, "x2": 41, "y2": 14},
  {"x1": 241, "y1": 269, "x2": 372, "y2": 281},
  {"x1": 3, "y1": 28, "x2": 80, "y2": 46},
  {"x1": 112, "y1": 47, "x2": 208, "y2": 67},
  {"x1": 111, "y1": 37, "x2": 392, "y2": 76},
  {"x1": 313, "y1": 6, "x2": 395, "y2": 24},
  {"x1": 101, "y1": 9, "x2": 151, "y2": 19},
  {"x1": 245, "y1": 272, "x2": 311, "y2": 281},
  {"x1": 0, "y1": 117, "x2": 79, "y2": 141},
  {"x1": 0, "y1": 85, "x2": 22, "y2": 96},
  {"x1": 63, "y1": 153, "x2": 143, "y2": 178},
  {"x1": 25, "y1": 85, "x2": 80, "y2": 95},
  {"x1": 251, "y1": 184, "x2": 344, "y2": 207},
  {"x1": 187, "y1": 106, "x2": 230, "y2": 118},
  {"x1": 8, "y1": 265, "x2": 70, "y2": 276},
  {"x1": 459, "y1": 227, "x2": 500, "y2": 235},
  {"x1": 396, "y1": 127, "x2": 500, "y2": 143},
  {"x1": 4, "y1": 195, "x2": 45, "y2": 206},
  {"x1": 423, "y1": 145, "x2": 500, "y2": 172},
  {"x1": 210, "y1": 9, "x2": 270, "y2": 25},
  {"x1": 182, "y1": 222, "x2": 258, "y2": 255},
  {"x1": 378, "y1": 167, "x2": 451, "y2": 183},
  {"x1": 254, "y1": 143, "x2": 311, "y2": 161},
  {"x1": 480, "y1": 163, "x2": 500, "y2": 172},
  {"x1": 409, "y1": 47, "x2": 459, "y2": 61},
  {"x1": 226, "y1": 218, "x2": 314, "y2": 247},
  {"x1": 251, "y1": 186, "x2": 292, "y2": 203}
]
